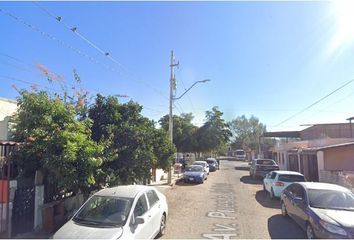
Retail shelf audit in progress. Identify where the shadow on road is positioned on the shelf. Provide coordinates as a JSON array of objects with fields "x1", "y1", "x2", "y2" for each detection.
[
  {"x1": 240, "y1": 175, "x2": 263, "y2": 185},
  {"x1": 255, "y1": 190, "x2": 281, "y2": 209},
  {"x1": 268, "y1": 214, "x2": 306, "y2": 239},
  {"x1": 235, "y1": 166, "x2": 249, "y2": 171},
  {"x1": 175, "y1": 180, "x2": 203, "y2": 186}
]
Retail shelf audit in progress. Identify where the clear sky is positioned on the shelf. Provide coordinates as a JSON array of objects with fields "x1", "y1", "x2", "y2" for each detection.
[{"x1": 1, "y1": 1, "x2": 354, "y2": 131}]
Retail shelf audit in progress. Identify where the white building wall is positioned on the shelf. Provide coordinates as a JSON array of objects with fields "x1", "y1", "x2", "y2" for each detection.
[{"x1": 0, "y1": 98, "x2": 17, "y2": 141}]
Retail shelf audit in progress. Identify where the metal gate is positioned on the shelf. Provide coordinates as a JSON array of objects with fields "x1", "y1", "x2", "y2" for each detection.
[{"x1": 11, "y1": 186, "x2": 35, "y2": 237}]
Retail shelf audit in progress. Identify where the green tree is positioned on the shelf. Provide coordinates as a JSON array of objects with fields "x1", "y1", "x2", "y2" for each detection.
[
  {"x1": 196, "y1": 106, "x2": 232, "y2": 154},
  {"x1": 89, "y1": 95, "x2": 175, "y2": 185},
  {"x1": 11, "y1": 90, "x2": 103, "y2": 194},
  {"x1": 159, "y1": 113, "x2": 197, "y2": 152},
  {"x1": 229, "y1": 115, "x2": 267, "y2": 153}
]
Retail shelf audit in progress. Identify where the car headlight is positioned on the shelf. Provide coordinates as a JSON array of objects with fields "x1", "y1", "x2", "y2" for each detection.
[{"x1": 319, "y1": 220, "x2": 347, "y2": 236}]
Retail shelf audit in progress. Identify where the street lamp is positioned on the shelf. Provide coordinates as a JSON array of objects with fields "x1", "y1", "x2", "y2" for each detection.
[
  {"x1": 167, "y1": 77, "x2": 210, "y2": 184},
  {"x1": 173, "y1": 79, "x2": 211, "y2": 100}
]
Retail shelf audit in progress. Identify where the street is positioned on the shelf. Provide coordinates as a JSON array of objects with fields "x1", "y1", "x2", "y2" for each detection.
[{"x1": 161, "y1": 160, "x2": 306, "y2": 239}]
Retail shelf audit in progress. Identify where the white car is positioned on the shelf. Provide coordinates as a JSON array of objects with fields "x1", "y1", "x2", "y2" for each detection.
[
  {"x1": 53, "y1": 185, "x2": 168, "y2": 239},
  {"x1": 193, "y1": 160, "x2": 210, "y2": 175},
  {"x1": 263, "y1": 170, "x2": 306, "y2": 199}
]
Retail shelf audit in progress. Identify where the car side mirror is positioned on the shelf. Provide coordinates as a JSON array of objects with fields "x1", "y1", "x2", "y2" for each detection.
[
  {"x1": 135, "y1": 216, "x2": 145, "y2": 225},
  {"x1": 248, "y1": 162, "x2": 251, "y2": 166}
]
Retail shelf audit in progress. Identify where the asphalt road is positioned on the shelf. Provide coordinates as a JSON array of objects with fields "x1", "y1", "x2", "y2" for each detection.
[{"x1": 161, "y1": 160, "x2": 306, "y2": 239}]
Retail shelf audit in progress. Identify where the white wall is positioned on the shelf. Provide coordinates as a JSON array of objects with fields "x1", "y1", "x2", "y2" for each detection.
[{"x1": 0, "y1": 98, "x2": 17, "y2": 141}]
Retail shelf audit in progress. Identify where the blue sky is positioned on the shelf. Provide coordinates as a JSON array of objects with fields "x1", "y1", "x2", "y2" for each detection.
[{"x1": 1, "y1": 1, "x2": 354, "y2": 131}]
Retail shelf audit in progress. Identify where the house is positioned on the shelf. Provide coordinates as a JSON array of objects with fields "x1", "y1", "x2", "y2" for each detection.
[
  {"x1": 0, "y1": 97, "x2": 17, "y2": 238},
  {"x1": 0, "y1": 97, "x2": 17, "y2": 141},
  {"x1": 264, "y1": 123, "x2": 354, "y2": 191}
]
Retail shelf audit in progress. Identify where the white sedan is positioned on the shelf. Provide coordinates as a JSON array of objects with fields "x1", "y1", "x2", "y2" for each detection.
[
  {"x1": 263, "y1": 170, "x2": 306, "y2": 199},
  {"x1": 53, "y1": 185, "x2": 168, "y2": 239}
]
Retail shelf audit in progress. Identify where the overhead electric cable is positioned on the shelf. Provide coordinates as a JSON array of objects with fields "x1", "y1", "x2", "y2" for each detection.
[
  {"x1": 274, "y1": 78, "x2": 354, "y2": 127},
  {"x1": 32, "y1": 3, "x2": 168, "y2": 100}
]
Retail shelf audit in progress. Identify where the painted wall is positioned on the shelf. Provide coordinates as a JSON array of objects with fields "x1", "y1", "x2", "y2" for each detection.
[
  {"x1": 323, "y1": 145, "x2": 354, "y2": 171},
  {"x1": 0, "y1": 98, "x2": 17, "y2": 141}
]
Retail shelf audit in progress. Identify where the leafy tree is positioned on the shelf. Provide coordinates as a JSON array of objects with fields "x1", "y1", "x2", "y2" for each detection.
[
  {"x1": 89, "y1": 95, "x2": 175, "y2": 185},
  {"x1": 159, "y1": 113, "x2": 197, "y2": 152},
  {"x1": 11, "y1": 90, "x2": 103, "y2": 194},
  {"x1": 196, "y1": 106, "x2": 232, "y2": 153},
  {"x1": 229, "y1": 115, "x2": 267, "y2": 153}
]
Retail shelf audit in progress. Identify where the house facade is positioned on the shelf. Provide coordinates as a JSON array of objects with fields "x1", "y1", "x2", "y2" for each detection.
[
  {"x1": 0, "y1": 97, "x2": 17, "y2": 141},
  {"x1": 267, "y1": 123, "x2": 354, "y2": 191}
]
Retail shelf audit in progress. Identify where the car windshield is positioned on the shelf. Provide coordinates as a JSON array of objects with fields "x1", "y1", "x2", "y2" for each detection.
[
  {"x1": 73, "y1": 195, "x2": 133, "y2": 227},
  {"x1": 236, "y1": 151, "x2": 245, "y2": 155},
  {"x1": 278, "y1": 174, "x2": 305, "y2": 182},
  {"x1": 185, "y1": 166, "x2": 203, "y2": 172},
  {"x1": 308, "y1": 189, "x2": 354, "y2": 211},
  {"x1": 256, "y1": 160, "x2": 275, "y2": 165},
  {"x1": 206, "y1": 160, "x2": 215, "y2": 164}
]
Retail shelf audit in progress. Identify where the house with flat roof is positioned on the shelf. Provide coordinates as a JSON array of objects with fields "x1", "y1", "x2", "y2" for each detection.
[{"x1": 264, "y1": 122, "x2": 354, "y2": 191}]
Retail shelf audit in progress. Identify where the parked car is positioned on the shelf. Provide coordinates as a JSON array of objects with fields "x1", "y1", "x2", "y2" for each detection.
[
  {"x1": 263, "y1": 170, "x2": 306, "y2": 199},
  {"x1": 206, "y1": 158, "x2": 219, "y2": 171},
  {"x1": 280, "y1": 182, "x2": 354, "y2": 239},
  {"x1": 53, "y1": 185, "x2": 168, "y2": 239},
  {"x1": 249, "y1": 159, "x2": 279, "y2": 179},
  {"x1": 193, "y1": 160, "x2": 210, "y2": 175},
  {"x1": 183, "y1": 165, "x2": 208, "y2": 183}
]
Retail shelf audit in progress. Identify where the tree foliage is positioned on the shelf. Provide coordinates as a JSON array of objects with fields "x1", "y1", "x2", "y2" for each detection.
[
  {"x1": 196, "y1": 106, "x2": 232, "y2": 153},
  {"x1": 159, "y1": 113, "x2": 197, "y2": 152},
  {"x1": 229, "y1": 115, "x2": 266, "y2": 152},
  {"x1": 89, "y1": 95, "x2": 175, "y2": 185},
  {"x1": 159, "y1": 107, "x2": 231, "y2": 155},
  {"x1": 11, "y1": 90, "x2": 103, "y2": 194}
]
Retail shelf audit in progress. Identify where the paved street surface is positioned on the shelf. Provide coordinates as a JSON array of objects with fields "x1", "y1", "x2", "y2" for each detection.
[{"x1": 161, "y1": 160, "x2": 306, "y2": 239}]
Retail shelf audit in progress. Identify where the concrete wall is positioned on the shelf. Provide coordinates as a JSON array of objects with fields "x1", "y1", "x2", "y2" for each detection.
[
  {"x1": 323, "y1": 145, "x2": 354, "y2": 171},
  {"x1": 319, "y1": 170, "x2": 354, "y2": 192},
  {"x1": 0, "y1": 98, "x2": 17, "y2": 141},
  {"x1": 300, "y1": 124, "x2": 354, "y2": 140}
]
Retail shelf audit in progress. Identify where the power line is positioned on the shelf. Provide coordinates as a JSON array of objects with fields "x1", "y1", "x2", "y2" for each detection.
[
  {"x1": 274, "y1": 78, "x2": 354, "y2": 127},
  {"x1": 1, "y1": 8, "x2": 172, "y2": 114},
  {"x1": 175, "y1": 68, "x2": 196, "y2": 114},
  {"x1": 0, "y1": 52, "x2": 112, "y2": 96},
  {"x1": 31, "y1": 3, "x2": 169, "y2": 101},
  {"x1": 0, "y1": 75, "x2": 60, "y2": 92},
  {"x1": 33, "y1": 2, "x2": 123, "y2": 66}
]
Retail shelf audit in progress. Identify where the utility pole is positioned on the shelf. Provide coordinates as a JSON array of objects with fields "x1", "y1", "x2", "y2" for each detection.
[{"x1": 168, "y1": 50, "x2": 179, "y2": 185}]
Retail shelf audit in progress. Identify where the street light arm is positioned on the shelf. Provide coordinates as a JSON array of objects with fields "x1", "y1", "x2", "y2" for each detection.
[{"x1": 173, "y1": 79, "x2": 210, "y2": 100}]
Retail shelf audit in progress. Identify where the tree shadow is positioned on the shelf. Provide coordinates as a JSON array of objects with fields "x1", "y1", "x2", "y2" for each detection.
[
  {"x1": 268, "y1": 214, "x2": 306, "y2": 239},
  {"x1": 255, "y1": 190, "x2": 281, "y2": 209},
  {"x1": 240, "y1": 175, "x2": 263, "y2": 185}
]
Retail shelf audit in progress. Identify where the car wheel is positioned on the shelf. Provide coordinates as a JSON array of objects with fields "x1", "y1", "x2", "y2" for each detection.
[
  {"x1": 157, "y1": 214, "x2": 166, "y2": 237},
  {"x1": 281, "y1": 201, "x2": 288, "y2": 217},
  {"x1": 306, "y1": 223, "x2": 315, "y2": 239},
  {"x1": 270, "y1": 188, "x2": 275, "y2": 199}
]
